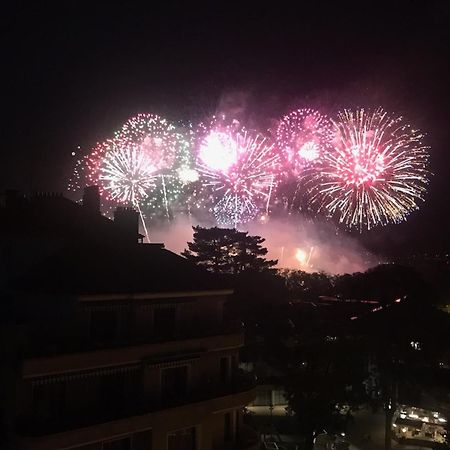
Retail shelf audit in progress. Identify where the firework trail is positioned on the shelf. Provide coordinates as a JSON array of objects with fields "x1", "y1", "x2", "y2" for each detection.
[
  {"x1": 192, "y1": 117, "x2": 280, "y2": 227},
  {"x1": 306, "y1": 108, "x2": 430, "y2": 231}
]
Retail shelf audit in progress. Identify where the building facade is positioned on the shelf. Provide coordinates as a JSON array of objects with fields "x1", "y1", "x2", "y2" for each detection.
[{"x1": 0, "y1": 190, "x2": 257, "y2": 450}]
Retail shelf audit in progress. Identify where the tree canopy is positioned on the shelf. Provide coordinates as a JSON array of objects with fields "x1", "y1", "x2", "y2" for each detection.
[{"x1": 182, "y1": 226, "x2": 277, "y2": 274}]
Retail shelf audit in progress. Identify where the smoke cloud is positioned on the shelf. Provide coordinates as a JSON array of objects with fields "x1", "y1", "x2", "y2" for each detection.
[{"x1": 148, "y1": 215, "x2": 379, "y2": 275}]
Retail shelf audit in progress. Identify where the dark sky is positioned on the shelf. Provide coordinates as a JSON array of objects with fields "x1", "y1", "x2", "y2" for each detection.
[{"x1": 2, "y1": 1, "x2": 450, "y2": 255}]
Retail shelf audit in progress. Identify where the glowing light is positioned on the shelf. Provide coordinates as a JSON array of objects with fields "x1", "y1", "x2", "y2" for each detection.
[
  {"x1": 178, "y1": 167, "x2": 199, "y2": 183},
  {"x1": 199, "y1": 131, "x2": 237, "y2": 172},
  {"x1": 295, "y1": 246, "x2": 314, "y2": 268},
  {"x1": 299, "y1": 141, "x2": 320, "y2": 161},
  {"x1": 295, "y1": 248, "x2": 308, "y2": 264},
  {"x1": 192, "y1": 117, "x2": 280, "y2": 227},
  {"x1": 306, "y1": 108, "x2": 430, "y2": 231}
]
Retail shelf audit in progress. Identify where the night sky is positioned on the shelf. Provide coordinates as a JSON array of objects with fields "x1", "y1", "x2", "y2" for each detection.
[{"x1": 2, "y1": 1, "x2": 450, "y2": 255}]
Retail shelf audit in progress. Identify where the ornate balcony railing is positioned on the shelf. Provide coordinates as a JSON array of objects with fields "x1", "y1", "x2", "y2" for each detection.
[{"x1": 17, "y1": 370, "x2": 257, "y2": 437}]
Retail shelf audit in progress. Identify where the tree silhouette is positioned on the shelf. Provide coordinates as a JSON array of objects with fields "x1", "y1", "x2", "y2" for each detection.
[{"x1": 182, "y1": 226, "x2": 277, "y2": 274}]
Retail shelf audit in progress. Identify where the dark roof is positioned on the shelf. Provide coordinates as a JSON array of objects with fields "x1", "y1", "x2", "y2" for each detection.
[
  {"x1": 0, "y1": 191, "x2": 231, "y2": 296},
  {"x1": 11, "y1": 241, "x2": 230, "y2": 295},
  {"x1": 0, "y1": 192, "x2": 133, "y2": 244}
]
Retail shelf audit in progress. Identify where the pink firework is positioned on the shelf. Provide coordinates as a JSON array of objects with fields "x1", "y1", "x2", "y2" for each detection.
[
  {"x1": 307, "y1": 108, "x2": 430, "y2": 231},
  {"x1": 193, "y1": 117, "x2": 280, "y2": 226},
  {"x1": 199, "y1": 131, "x2": 237, "y2": 172},
  {"x1": 276, "y1": 108, "x2": 333, "y2": 175}
]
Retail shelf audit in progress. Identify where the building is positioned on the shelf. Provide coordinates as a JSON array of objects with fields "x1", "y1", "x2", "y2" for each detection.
[
  {"x1": 0, "y1": 189, "x2": 257, "y2": 450},
  {"x1": 392, "y1": 405, "x2": 447, "y2": 445}
]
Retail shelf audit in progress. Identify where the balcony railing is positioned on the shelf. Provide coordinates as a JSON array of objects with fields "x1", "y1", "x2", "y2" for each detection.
[
  {"x1": 214, "y1": 425, "x2": 259, "y2": 450},
  {"x1": 24, "y1": 319, "x2": 244, "y2": 358},
  {"x1": 17, "y1": 370, "x2": 256, "y2": 437}
]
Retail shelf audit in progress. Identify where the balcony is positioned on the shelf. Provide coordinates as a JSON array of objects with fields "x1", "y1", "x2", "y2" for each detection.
[
  {"x1": 23, "y1": 322, "x2": 244, "y2": 378},
  {"x1": 25, "y1": 318, "x2": 244, "y2": 358},
  {"x1": 17, "y1": 371, "x2": 257, "y2": 439}
]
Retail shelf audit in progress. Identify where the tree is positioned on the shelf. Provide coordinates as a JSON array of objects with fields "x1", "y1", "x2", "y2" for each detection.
[
  {"x1": 334, "y1": 264, "x2": 431, "y2": 305},
  {"x1": 284, "y1": 339, "x2": 366, "y2": 450},
  {"x1": 182, "y1": 226, "x2": 277, "y2": 274},
  {"x1": 280, "y1": 269, "x2": 334, "y2": 300}
]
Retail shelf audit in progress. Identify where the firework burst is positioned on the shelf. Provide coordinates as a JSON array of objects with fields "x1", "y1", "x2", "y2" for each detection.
[
  {"x1": 115, "y1": 114, "x2": 195, "y2": 219},
  {"x1": 192, "y1": 117, "x2": 280, "y2": 227},
  {"x1": 276, "y1": 108, "x2": 333, "y2": 175},
  {"x1": 70, "y1": 114, "x2": 195, "y2": 226},
  {"x1": 307, "y1": 108, "x2": 430, "y2": 231},
  {"x1": 96, "y1": 140, "x2": 157, "y2": 204}
]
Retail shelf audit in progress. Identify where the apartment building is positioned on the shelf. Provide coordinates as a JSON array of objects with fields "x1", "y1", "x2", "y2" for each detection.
[{"x1": 0, "y1": 189, "x2": 257, "y2": 450}]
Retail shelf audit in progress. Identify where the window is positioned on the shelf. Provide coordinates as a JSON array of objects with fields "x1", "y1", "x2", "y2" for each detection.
[
  {"x1": 153, "y1": 306, "x2": 176, "y2": 338},
  {"x1": 220, "y1": 357, "x2": 230, "y2": 383},
  {"x1": 132, "y1": 430, "x2": 152, "y2": 450},
  {"x1": 161, "y1": 366, "x2": 188, "y2": 402},
  {"x1": 91, "y1": 310, "x2": 117, "y2": 342},
  {"x1": 224, "y1": 412, "x2": 231, "y2": 442},
  {"x1": 168, "y1": 427, "x2": 196, "y2": 450},
  {"x1": 32, "y1": 381, "x2": 66, "y2": 420}
]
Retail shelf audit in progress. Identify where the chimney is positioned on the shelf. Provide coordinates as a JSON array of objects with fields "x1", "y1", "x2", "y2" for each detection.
[
  {"x1": 83, "y1": 186, "x2": 100, "y2": 214},
  {"x1": 114, "y1": 207, "x2": 140, "y2": 244}
]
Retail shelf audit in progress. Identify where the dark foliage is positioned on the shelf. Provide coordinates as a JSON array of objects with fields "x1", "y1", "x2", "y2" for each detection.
[{"x1": 182, "y1": 226, "x2": 277, "y2": 274}]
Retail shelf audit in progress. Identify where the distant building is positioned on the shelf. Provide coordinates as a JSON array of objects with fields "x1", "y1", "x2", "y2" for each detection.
[
  {"x1": 392, "y1": 405, "x2": 447, "y2": 445},
  {"x1": 0, "y1": 188, "x2": 257, "y2": 450}
]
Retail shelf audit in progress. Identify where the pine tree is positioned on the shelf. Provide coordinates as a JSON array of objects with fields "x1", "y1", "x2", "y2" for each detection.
[{"x1": 182, "y1": 226, "x2": 277, "y2": 274}]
